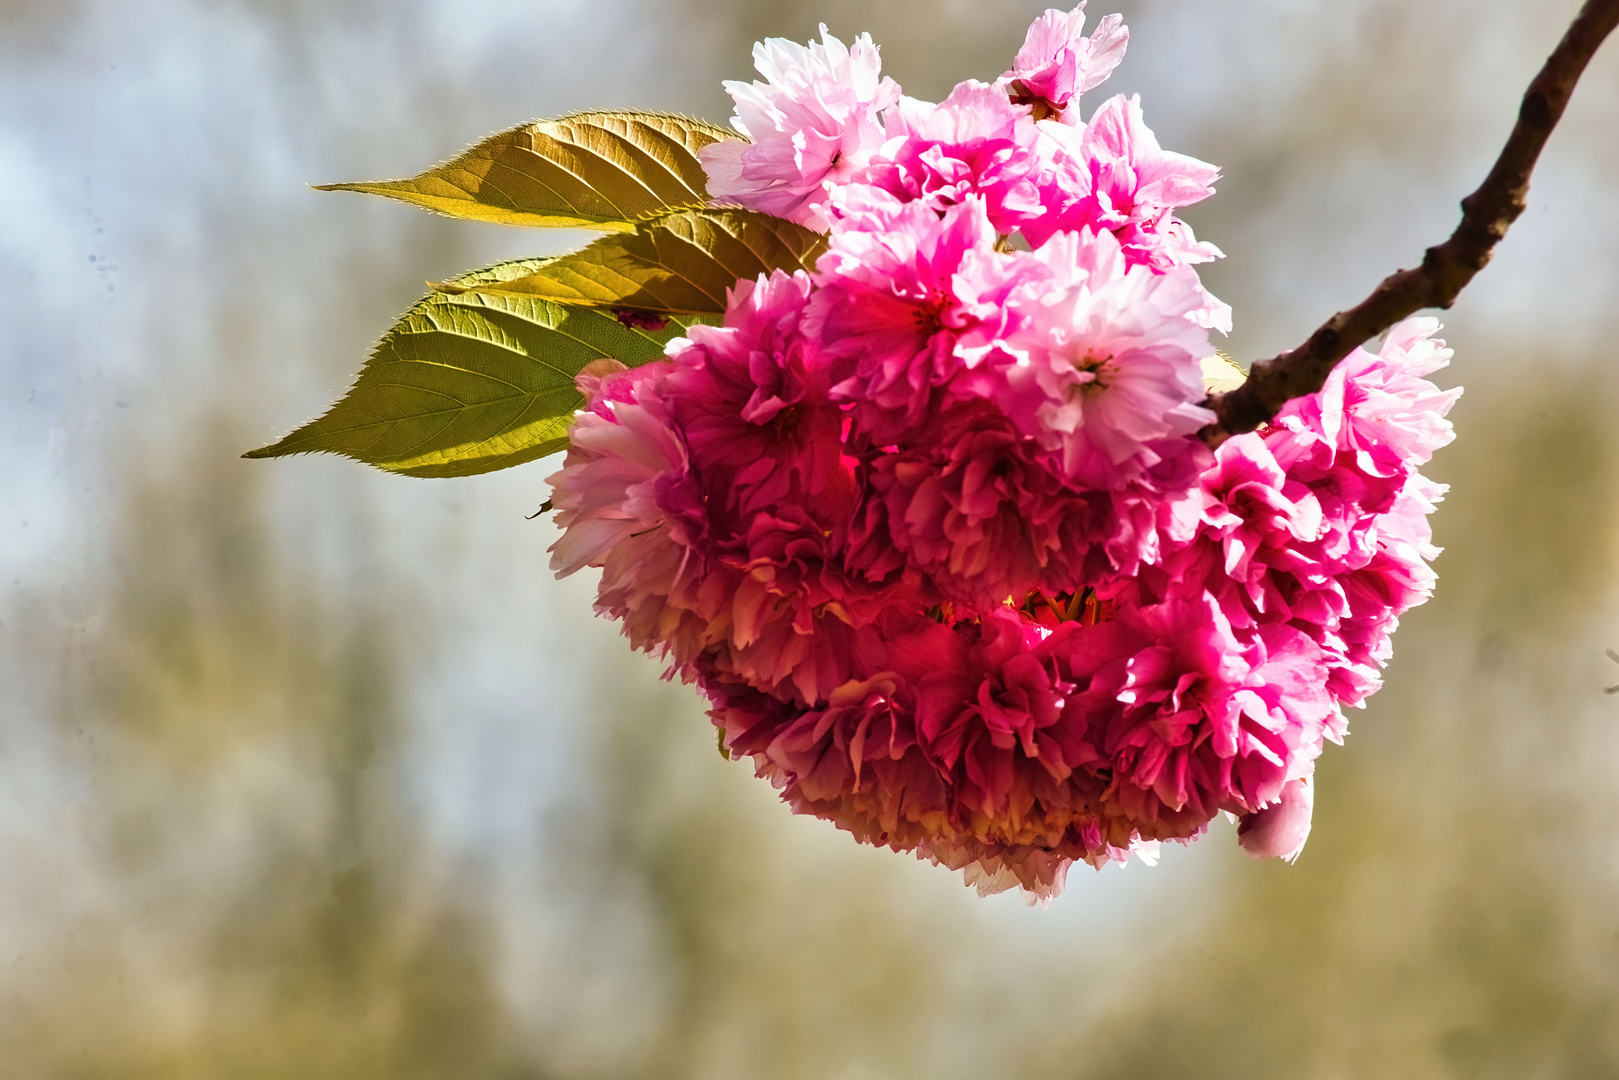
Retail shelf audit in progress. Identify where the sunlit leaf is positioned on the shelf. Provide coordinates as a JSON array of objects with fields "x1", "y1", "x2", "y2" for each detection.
[
  {"x1": 244, "y1": 259, "x2": 703, "y2": 478},
  {"x1": 437, "y1": 208, "x2": 828, "y2": 315},
  {"x1": 316, "y1": 111, "x2": 738, "y2": 231}
]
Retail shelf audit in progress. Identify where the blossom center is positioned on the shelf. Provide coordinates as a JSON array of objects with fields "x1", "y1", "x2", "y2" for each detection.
[
  {"x1": 1007, "y1": 79, "x2": 1061, "y2": 122},
  {"x1": 912, "y1": 294, "x2": 952, "y2": 335},
  {"x1": 1071, "y1": 351, "x2": 1115, "y2": 392}
]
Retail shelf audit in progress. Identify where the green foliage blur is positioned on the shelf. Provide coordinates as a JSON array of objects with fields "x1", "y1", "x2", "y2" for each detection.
[{"x1": 2, "y1": 1, "x2": 1617, "y2": 1076}]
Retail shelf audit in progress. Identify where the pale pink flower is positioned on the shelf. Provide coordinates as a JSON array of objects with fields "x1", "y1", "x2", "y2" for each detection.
[
  {"x1": 700, "y1": 25, "x2": 901, "y2": 231},
  {"x1": 1237, "y1": 775, "x2": 1314, "y2": 861},
  {"x1": 1302, "y1": 317, "x2": 1462, "y2": 474},
  {"x1": 1003, "y1": 3, "x2": 1129, "y2": 123},
  {"x1": 989, "y1": 228, "x2": 1215, "y2": 488},
  {"x1": 1024, "y1": 94, "x2": 1226, "y2": 319},
  {"x1": 1081, "y1": 95, "x2": 1221, "y2": 238}
]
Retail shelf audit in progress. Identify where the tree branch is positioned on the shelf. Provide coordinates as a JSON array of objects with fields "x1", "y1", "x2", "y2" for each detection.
[{"x1": 1205, "y1": 0, "x2": 1619, "y2": 442}]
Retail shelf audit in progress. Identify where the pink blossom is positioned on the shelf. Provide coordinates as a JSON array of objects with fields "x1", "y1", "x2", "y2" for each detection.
[
  {"x1": 1068, "y1": 596, "x2": 1336, "y2": 842},
  {"x1": 552, "y1": 273, "x2": 908, "y2": 705},
  {"x1": 1266, "y1": 323, "x2": 1457, "y2": 707},
  {"x1": 810, "y1": 192, "x2": 1003, "y2": 439},
  {"x1": 550, "y1": 23, "x2": 1465, "y2": 902},
  {"x1": 713, "y1": 618, "x2": 957, "y2": 850},
  {"x1": 1237, "y1": 775, "x2": 1314, "y2": 861},
  {"x1": 1319, "y1": 478, "x2": 1446, "y2": 708},
  {"x1": 657, "y1": 272, "x2": 918, "y2": 703},
  {"x1": 987, "y1": 228, "x2": 1215, "y2": 488},
  {"x1": 1003, "y1": 3, "x2": 1129, "y2": 123},
  {"x1": 1024, "y1": 94, "x2": 1225, "y2": 304},
  {"x1": 1290, "y1": 316, "x2": 1462, "y2": 475},
  {"x1": 716, "y1": 609, "x2": 1150, "y2": 899},
  {"x1": 1083, "y1": 95, "x2": 1221, "y2": 237},
  {"x1": 1196, "y1": 432, "x2": 1324, "y2": 582},
  {"x1": 861, "y1": 80, "x2": 1046, "y2": 232},
  {"x1": 849, "y1": 403, "x2": 1073, "y2": 613},
  {"x1": 851, "y1": 405, "x2": 1200, "y2": 611},
  {"x1": 1140, "y1": 323, "x2": 1457, "y2": 721},
  {"x1": 547, "y1": 361, "x2": 721, "y2": 670},
  {"x1": 664, "y1": 271, "x2": 850, "y2": 520},
  {"x1": 700, "y1": 25, "x2": 901, "y2": 231},
  {"x1": 711, "y1": 585, "x2": 1341, "y2": 898}
]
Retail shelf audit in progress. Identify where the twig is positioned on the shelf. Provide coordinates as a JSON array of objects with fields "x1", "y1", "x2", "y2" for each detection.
[{"x1": 1205, "y1": 0, "x2": 1619, "y2": 442}]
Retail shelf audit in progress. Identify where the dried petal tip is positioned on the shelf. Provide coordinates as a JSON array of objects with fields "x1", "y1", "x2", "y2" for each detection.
[{"x1": 1236, "y1": 776, "x2": 1314, "y2": 862}]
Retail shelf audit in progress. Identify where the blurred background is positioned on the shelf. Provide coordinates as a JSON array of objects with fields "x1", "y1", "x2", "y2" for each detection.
[{"x1": 2, "y1": 0, "x2": 1617, "y2": 1075}]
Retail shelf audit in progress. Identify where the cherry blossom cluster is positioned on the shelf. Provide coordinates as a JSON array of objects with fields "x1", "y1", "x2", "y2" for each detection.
[{"x1": 546, "y1": 6, "x2": 1460, "y2": 899}]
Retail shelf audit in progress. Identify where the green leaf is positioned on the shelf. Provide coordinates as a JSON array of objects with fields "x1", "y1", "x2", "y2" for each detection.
[
  {"x1": 244, "y1": 258, "x2": 705, "y2": 478},
  {"x1": 436, "y1": 208, "x2": 828, "y2": 315},
  {"x1": 315, "y1": 111, "x2": 738, "y2": 231}
]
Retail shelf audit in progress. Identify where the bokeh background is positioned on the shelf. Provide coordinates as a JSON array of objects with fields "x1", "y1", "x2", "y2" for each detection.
[{"x1": 3, "y1": 0, "x2": 1618, "y2": 1076}]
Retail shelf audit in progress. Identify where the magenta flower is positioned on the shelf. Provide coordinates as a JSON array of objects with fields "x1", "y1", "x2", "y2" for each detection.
[
  {"x1": 700, "y1": 25, "x2": 901, "y2": 231},
  {"x1": 664, "y1": 271, "x2": 850, "y2": 521},
  {"x1": 1197, "y1": 432, "x2": 1324, "y2": 582},
  {"x1": 1063, "y1": 595, "x2": 1336, "y2": 843},
  {"x1": 553, "y1": 273, "x2": 911, "y2": 705},
  {"x1": 716, "y1": 609, "x2": 1159, "y2": 900},
  {"x1": 862, "y1": 79, "x2": 1047, "y2": 233},
  {"x1": 656, "y1": 272, "x2": 917, "y2": 703},
  {"x1": 852, "y1": 402, "x2": 1075, "y2": 614},
  {"x1": 1145, "y1": 321, "x2": 1458, "y2": 721}
]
